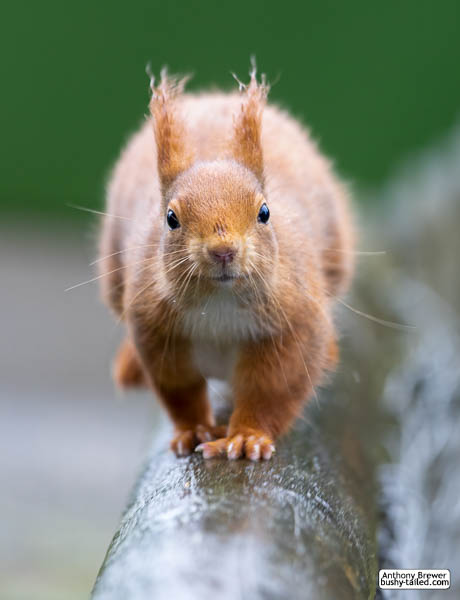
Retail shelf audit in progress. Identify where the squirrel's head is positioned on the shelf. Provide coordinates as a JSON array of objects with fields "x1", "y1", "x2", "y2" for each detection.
[{"x1": 149, "y1": 66, "x2": 277, "y2": 291}]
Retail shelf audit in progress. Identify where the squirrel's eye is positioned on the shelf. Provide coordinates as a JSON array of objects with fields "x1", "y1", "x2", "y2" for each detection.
[
  {"x1": 257, "y1": 203, "x2": 270, "y2": 224},
  {"x1": 167, "y1": 209, "x2": 180, "y2": 230}
]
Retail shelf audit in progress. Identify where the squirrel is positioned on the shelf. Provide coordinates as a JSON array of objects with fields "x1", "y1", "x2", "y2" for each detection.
[{"x1": 98, "y1": 64, "x2": 354, "y2": 461}]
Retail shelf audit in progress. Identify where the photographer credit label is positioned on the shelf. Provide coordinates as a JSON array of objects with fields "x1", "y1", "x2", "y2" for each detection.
[{"x1": 379, "y1": 570, "x2": 450, "y2": 590}]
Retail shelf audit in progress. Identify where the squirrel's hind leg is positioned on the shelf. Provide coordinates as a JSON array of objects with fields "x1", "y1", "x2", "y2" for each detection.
[{"x1": 113, "y1": 338, "x2": 147, "y2": 388}]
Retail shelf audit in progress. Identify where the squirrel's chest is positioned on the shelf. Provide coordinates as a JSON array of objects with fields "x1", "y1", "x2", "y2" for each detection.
[
  {"x1": 181, "y1": 290, "x2": 262, "y2": 381},
  {"x1": 182, "y1": 290, "x2": 262, "y2": 341},
  {"x1": 191, "y1": 340, "x2": 237, "y2": 381}
]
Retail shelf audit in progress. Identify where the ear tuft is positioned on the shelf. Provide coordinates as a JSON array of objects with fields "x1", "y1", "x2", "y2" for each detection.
[
  {"x1": 230, "y1": 59, "x2": 269, "y2": 184},
  {"x1": 149, "y1": 68, "x2": 193, "y2": 194}
]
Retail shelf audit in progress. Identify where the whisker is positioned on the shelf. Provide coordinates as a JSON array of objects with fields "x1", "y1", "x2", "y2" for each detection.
[
  {"x1": 335, "y1": 297, "x2": 416, "y2": 331},
  {"x1": 175, "y1": 262, "x2": 199, "y2": 305},
  {"x1": 117, "y1": 257, "x2": 191, "y2": 324},
  {"x1": 248, "y1": 258, "x2": 318, "y2": 403},
  {"x1": 117, "y1": 277, "x2": 157, "y2": 324},
  {"x1": 160, "y1": 262, "x2": 198, "y2": 358},
  {"x1": 93, "y1": 244, "x2": 188, "y2": 266},
  {"x1": 65, "y1": 256, "x2": 155, "y2": 291},
  {"x1": 158, "y1": 264, "x2": 198, "y2": 376},
  {"x1": 252, "y1": 248, "x2": 386, "y2": 260},
  {"x1": 245, "y1": 266, "x2": 290, "y2": 392},
  {"x1": 118, "y1": 257, "x2": 195, "y2": 325},
  {"x1": 67, "y1": 203, "x2": 132, "y2": 221},
  {"x1": 163, "y1": 255, "x2": 191, "y2": 274},
  {"x1": 108, "y1": 259, "x2": 156, "y2": 304},
  {"x1": 90, "y1": 245, "x2": 158, "y2": 266},
  {"x1": 322, "y1": 248, "x2": 386, "y2": 256}
]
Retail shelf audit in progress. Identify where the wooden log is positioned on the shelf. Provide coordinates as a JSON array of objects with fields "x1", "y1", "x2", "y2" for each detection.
[{"x1": 92, "y1": 377, "x2": 378, "y2": 600}]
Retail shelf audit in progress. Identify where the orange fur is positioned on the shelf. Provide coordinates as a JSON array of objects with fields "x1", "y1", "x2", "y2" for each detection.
[
  {"x1": 99, "y1": 64, "x2": 355, "y2": 460},
  {"x1": 229, "y1": 67, "x2": 268, "y2": 184},
  {"x1": 149, "y1": 70, "x2": 194, "y2": 195},
  {"x1": 113, "y1": 338, "x2": 146, "y2": 388}
]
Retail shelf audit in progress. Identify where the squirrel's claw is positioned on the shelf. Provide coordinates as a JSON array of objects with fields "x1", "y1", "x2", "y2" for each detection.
[
  {"x1": 171, "y1": 425, "x2": 228, "y2": 457},
  {"x1": 196, "y1": 432, "x2": 275, "y2": 461}
]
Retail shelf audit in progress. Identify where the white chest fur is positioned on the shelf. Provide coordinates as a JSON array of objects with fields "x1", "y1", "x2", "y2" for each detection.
[
  {"x1": 182, "y1": 288, "x2": 262, "y2": 342},
  {"x1": 191, "y1": 340, "x2": 236, "y2": 381},
  {"x1": 181, "y1": 288, "x2": 262, "y2": 381}
]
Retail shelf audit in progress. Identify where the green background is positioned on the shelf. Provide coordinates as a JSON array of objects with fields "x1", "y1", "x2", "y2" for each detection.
[{"x1": 2, "y1": 0, "x2": 460, "y2": 221}]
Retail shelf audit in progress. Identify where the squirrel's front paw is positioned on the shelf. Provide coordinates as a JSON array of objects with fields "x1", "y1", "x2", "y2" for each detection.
[
  {"x1": 196, "y1": 431, "x2": 275, "y2": 461},
  {"x1": 171, "y1": 425, "x2": 228, "y2": 457}
]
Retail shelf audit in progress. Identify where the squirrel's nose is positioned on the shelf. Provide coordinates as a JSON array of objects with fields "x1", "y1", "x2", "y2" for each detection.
[{"x1": 208, "y1": 245, "x2": 236, "y2": 266}]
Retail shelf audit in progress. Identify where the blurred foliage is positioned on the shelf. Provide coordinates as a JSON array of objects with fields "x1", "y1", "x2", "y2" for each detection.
[{"x1": 1, "y1": 0, "x2": 460, "y2": 221}]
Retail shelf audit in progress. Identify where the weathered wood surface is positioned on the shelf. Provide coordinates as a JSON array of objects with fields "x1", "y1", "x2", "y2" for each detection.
[{"x1": 91, "y1": 376, "x2": 379, "y2": 600}]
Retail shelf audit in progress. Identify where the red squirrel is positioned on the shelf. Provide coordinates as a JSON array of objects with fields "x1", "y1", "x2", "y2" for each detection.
[{"x1": 99, "y1": 66, "x2": 354, "y2": 460}]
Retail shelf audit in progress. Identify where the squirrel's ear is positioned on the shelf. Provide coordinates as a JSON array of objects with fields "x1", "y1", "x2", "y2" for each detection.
[
  {"x1": 149, "y1": 69, "x2": 193, "y2": 194},
  {"x1": 230, "y1": 63, "x2": 269, "y2": 185}
]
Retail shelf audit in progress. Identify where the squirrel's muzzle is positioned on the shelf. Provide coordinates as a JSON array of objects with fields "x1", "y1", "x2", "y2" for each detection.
[{"x1": 208, "y1": 245, "x2": 236, "y2": 267}]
